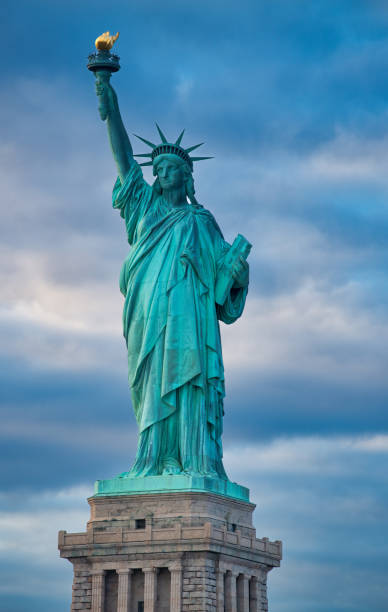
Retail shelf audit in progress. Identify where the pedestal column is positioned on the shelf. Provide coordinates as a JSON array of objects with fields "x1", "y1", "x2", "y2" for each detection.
[
  {"x1": 91, "y1": 569, "x2": 105, "y2": 612},
  {"x1": 117, "y1": 568, "x2": 132, "y2": 612},
  {"x1": 225, "y1": 571, "x2": 237, "y2": 612},
  {"x1": 143, "y1": 567, "x2": 157, "y2": 612},
  {"x1": 169, "y1": 563, "x2": 182, "y2": 612}
]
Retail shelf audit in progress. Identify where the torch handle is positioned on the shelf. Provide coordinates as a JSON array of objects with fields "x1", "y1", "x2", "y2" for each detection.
[{"x1": 95, "y1": 70, "x2": 112, "y2": 122}]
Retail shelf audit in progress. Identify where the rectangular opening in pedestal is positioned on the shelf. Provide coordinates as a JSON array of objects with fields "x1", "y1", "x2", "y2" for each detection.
[
  {"x1": 104, "y1": 570, "x2": 118, "y2": 612},
  {"x1": 237, "y1": 574, "x2": 245, "y2": 612},
  {"x1": 135, "y1": 518, "x2": 146, "y2": 529},
  {"x1": 156, "y1": 567, "x2": 171, "y2": 612},
  {"x1": 131, "y1": 569, "x2": 145, "y2": 611}
]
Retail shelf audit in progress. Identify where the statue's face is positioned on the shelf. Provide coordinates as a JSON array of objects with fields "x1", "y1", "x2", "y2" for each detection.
[{"x1": 154, "y1": 156, "x2": 184, "y2": 190}]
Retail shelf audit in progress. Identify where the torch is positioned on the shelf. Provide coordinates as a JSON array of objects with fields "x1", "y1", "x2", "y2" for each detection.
[{"x1": 87, "y1": 31, "x2": 120, "y2": 120}]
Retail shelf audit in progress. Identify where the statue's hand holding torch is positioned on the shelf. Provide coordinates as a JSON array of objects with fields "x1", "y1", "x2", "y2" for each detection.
[
  {"x1": 87, "y1": 31, "x2": 120, "y2": 122},
  {"x1": 95, "y1": 72, "x2": 118, "y2": 121}
]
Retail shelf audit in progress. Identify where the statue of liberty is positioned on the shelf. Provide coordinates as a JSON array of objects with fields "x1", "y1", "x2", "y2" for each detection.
[{"x1": 90, "y1": 34, "x2": 250, "y2": 481}]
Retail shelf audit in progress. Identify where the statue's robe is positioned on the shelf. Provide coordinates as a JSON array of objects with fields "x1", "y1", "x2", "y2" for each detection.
[{"x1": 113, "y1": 162, "x2": 248, "y2": 478}]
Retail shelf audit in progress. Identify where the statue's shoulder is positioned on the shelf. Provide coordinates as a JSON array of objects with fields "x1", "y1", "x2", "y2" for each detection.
[
  {"x1": 195, "y1": 205, "x2": 224, "y2": 239},
  {"x1": 113, "y1": 161, "x2": 152, "y2": 209},
  {"x1": 124, "y1": 160, "x2": 149, "y2": 188}
]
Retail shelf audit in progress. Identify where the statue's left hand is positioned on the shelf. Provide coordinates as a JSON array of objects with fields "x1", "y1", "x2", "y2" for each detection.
[
  {"x1": 232, "y1": 256, "x2": 249, "y2": 288},
  {"x1": 95, "y1": 73, "x2": 118, "y2": 121}
]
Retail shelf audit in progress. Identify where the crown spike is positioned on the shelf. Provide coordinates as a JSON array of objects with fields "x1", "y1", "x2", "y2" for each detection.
[
  {"x1": 135, "y1": 128, "x2": 213, "y2": 168},
  {"x1": 155, "y1": 123, "x2": 168, "y2": 143},
  {"x1": 190, "y1": 156, "x2": 214, "y2": 162},
  {"x1": 175, "y1": 129, "x2": 185, "y2": 145},
  {"x1": 133, "y1": 134, "x2": 156, "y2": 148},
  {"x1": 186, "y1": 142, "x2": 204, "y2": 153}
]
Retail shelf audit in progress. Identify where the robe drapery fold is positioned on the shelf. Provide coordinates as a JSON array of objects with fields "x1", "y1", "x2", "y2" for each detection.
[{"x1": 112, "y1": 162, "x2": 248, "y2": 478}]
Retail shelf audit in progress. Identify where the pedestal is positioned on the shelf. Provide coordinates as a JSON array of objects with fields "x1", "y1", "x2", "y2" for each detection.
[{"x1": 59, "y1": 485, "x2": 281, "y2": 611}]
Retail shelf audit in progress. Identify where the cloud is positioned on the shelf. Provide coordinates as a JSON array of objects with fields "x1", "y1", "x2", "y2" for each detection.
[
  {"x1": 222, "y1": 282, "x2": 388, "y2": 385},
  {"x1": 0, "y1": 420, "x2": 136, "y2": 455},
  {"x1": 270, "y1": 559, "x2": 388, "y2": 612},
  {"x1": 224, "y1": 434, "x2": 388, "y2": 611},
  {"x1": 0, "y1": 486, "x2": 90, "y2": 604},
  {"x1": 175, "y1": 74, "x2": 195, "y2": 103},
  {"x1": 352, "y1": 434, "x2": 388, "y2": 452},
  {"x1": 0, "y1": 487, "x2": 91, "y2": 563},
  {"x1": 225, "y1": 434, "x2": 388, "y2": 477}
]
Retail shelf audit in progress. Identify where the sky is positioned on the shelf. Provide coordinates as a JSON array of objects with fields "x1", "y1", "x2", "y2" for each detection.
[{"x1": 1, "y1": 0, "x2": 388, "y2": 610}]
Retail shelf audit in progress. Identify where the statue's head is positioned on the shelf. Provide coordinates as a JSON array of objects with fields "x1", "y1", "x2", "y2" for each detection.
[
  {"x1": 152, "y1": 154, "x2": 195, "y2": 201},
  {"x1": 133, "y1": 125, "x2": 212, "y2": 205}
]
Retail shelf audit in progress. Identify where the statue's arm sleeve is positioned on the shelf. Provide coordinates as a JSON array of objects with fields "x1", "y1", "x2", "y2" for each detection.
[
  {"x1": 216, "y1": 285, "x2": 248, "y2": 324},
  {"x1": 112, "y1": 161, "x2": 152, "y2": 244}
]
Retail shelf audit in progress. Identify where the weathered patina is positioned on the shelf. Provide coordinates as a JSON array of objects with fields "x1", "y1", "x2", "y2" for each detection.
[{"x1": 89, "y1": 36, "x2": 250, "y2": 486}]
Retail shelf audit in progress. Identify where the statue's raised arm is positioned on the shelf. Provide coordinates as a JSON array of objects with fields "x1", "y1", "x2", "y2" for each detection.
[
  {"x1": 95, "y1": 74, "x2": 133, "y2": 183},
  {"x1": 88, "y1": 32, "x2": 133, "y2": 183}
]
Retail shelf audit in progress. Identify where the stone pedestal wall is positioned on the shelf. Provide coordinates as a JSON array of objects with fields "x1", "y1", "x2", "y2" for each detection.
[
  {"x1": 70, "y1": 562, "x2": 92, "y2": 611},
  {"x1": 59, "y1": 491, "x2": 281, "y2": 612}
]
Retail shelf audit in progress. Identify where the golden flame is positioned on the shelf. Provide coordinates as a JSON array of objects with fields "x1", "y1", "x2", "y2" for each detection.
[{"x1": 95, "y1": 31, "x2": 119, "y2": 51}]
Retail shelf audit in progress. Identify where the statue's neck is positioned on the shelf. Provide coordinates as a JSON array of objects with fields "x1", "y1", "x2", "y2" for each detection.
[{"x1": 162, "y1": 186, "x2": 187, "y2": 208}]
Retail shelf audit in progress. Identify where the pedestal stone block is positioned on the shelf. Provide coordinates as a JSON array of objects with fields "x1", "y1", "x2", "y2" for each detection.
[{"x1": 59, "y1": 489, "x2": 281, "y2": 611}]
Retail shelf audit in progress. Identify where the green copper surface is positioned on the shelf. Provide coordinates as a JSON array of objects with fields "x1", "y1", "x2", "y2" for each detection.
[
  {"x1": 91, "y1": 49, "x2": 250, "y2": 493},
  {"x1": 94, "y1": 474, "x2": 250, "y2": 502}
]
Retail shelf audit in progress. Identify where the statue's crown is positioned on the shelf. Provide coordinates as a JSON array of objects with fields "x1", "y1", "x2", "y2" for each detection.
[{"x1": 134, "y1": 125, "x2": 212, "y2": 171}]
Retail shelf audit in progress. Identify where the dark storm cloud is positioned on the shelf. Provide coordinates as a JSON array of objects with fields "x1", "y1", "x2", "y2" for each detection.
[
  {"x1": 224, "y1": 372, "x2": 388, "y2": 443},
  {"x1": 0, "y1": 352, "x2": 137, "y2": 491}
]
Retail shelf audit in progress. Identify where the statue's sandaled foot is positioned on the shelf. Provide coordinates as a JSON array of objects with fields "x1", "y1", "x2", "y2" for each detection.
[{"x1": 162, "y1": 458, "x2": 182, "y2": 475}]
